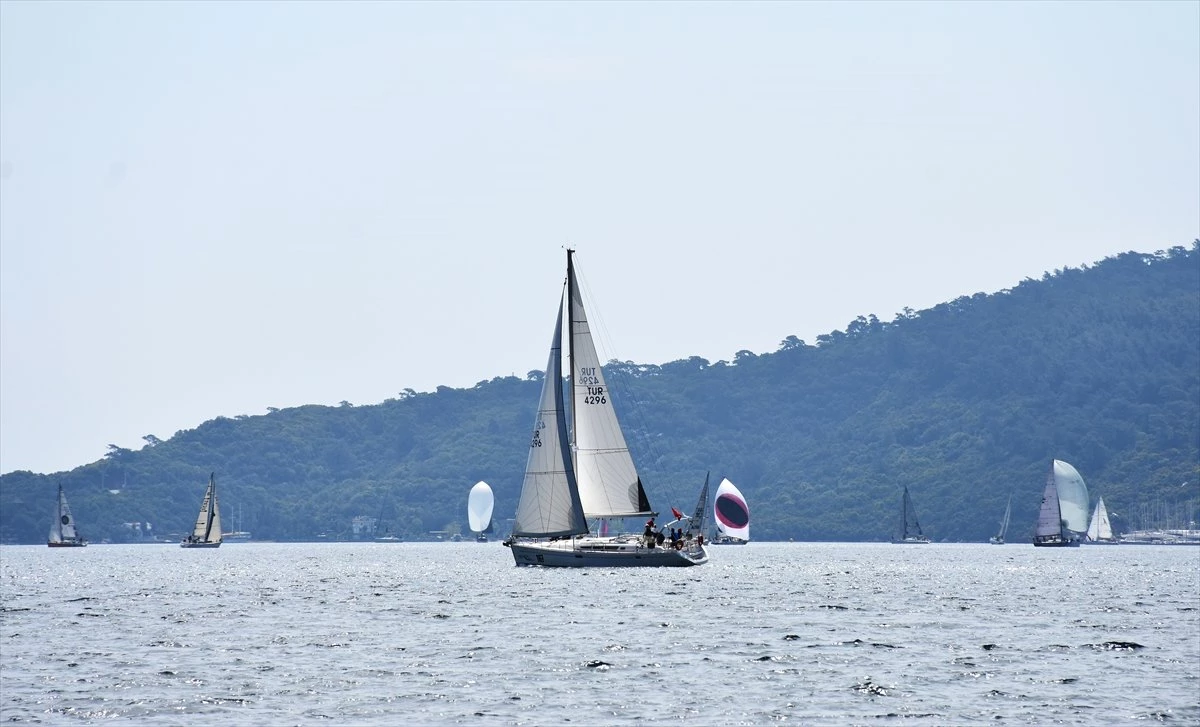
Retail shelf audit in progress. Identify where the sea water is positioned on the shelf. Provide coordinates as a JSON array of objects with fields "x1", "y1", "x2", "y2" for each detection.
[{"x1": 1, "y1": 542, "x2": 1197, "y2": 726}]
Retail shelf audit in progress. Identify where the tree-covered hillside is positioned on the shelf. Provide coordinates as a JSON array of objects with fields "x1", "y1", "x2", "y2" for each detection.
[{"x1": 3, "y1": 244, "x2": 1197, "y2": 544}]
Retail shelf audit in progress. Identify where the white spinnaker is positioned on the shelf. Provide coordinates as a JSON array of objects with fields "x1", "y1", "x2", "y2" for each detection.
[
  {"x1": 512, "y1": 298, "x2": 588, "y2": 539},
  {"x1": 1053, "y1": 459, "x2": 1090, "y2": 534},
  {"x1": 713, "y1": 478, "x2": 750, "y2": 540},
  {"x1": 568, "y1": 263, "x2": 648, "y2": 519},
  {"x1": 468, "y1": 481, "x2": 495, "y2": 533}
]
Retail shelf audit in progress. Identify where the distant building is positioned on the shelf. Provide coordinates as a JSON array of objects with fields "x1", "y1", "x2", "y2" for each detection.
[{"x1": 351, "y1": 515, "x2": 378, "y2": 537}]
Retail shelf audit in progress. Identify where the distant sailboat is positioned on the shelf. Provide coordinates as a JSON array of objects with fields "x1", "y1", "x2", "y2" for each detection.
[
  {"x1": 47, "y1": 484, "x2": 87, "y2": 547},
  {"x1": 990, "y1": 495, "x2": 1012, "y2": 545},
  {"x1": 892, "y1": 485, "x2": 930, "y2": 544},
  {"x1": 468, "y1": 481, "x2": 495, "y2": 542},
  {"x1": 181, "y1": 473, "x2": 223, "y2": 548},
  {"x1": 1085, "y1": 496, "x2": 1119, "y2": 544},
  {"x1": 503, "y1": 249, "x2": 708, "y2": 567},
  {"x1": 712, "y1": 478, "x2": 749, "y2": 545},
  {"x1": 1033, "y1": 459, "x2": 1089, "y2": 547}
]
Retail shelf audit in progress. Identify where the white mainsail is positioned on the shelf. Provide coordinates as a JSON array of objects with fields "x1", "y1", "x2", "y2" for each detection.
[
  {"x1": 992, "y1": 495, "x2": 1012, "y2": 542},
  {"x1": 511, "y1": 299, "x2": 588, "y2": 538},
  {"x1": 713, "y1": 478, "x2": 750, "y2": 541},
  {"x1": 468, "y1": 481, "x2": 495, "y2": 534},
  {"x1": 567, "y1": 261, "x2": 651, "y2": 519},
  {"x1": 1087, "y1": 496, "x2": 1115, "y2": 541}
]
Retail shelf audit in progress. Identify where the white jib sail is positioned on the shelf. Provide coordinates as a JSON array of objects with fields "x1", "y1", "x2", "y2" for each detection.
[
  {"x1": 568, "y1": 263, "x2": 648, "y2": 519},
  {"x1": 512, "y1": 298, "x2": 587, "y2": 538},
  {"x1": 713, "y1": 478, "x2": 750, "y2": 540},
  {"x1": 1087, "y1": 497, "x2": 1114, "y2": 541},
  {"x1": 468, "y1": 481, "x2": 494, "y2": 533},
  {"x1": 1053, "y1": 459, "x2": 1090, "y2": 534}
]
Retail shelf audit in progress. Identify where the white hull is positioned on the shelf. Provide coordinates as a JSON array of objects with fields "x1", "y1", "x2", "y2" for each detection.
[
  {"x1": 180, "y1": 541, "x2": 221, "y2": 548},
  {"x1": 507, "y1": 535, "x2": 708, "y2": 567},
  {"x1": 892, "y1": 536, "x2": 930, "y2": 544},
  {"x1": 711, "y1": 536, "x2": 747, "y2": 545}
]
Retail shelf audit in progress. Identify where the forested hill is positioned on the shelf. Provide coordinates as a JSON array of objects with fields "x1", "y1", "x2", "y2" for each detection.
[{"x1": 2, "y1": 244, "x2": 1197, "y2": 544}]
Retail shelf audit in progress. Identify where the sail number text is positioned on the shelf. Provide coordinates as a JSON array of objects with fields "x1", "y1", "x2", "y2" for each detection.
[{"x1": 578, "y1": 367, "x2": 607, "y2": 404}]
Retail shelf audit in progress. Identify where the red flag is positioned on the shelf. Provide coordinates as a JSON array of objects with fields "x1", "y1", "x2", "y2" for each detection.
[{"x1": 671, "y1": 507, "x2": 683, "y2": 520}]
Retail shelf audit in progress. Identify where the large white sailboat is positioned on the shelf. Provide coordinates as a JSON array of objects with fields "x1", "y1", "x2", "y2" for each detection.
[
  {"x1": 47, "y1": 484, "x2": 87, "y2": 547},
  {"x1": 468, "y1": 481, "x2": 495, "y2": 542},
  {"x1": 990, "y1": 495, "x2": 1012, "y2": 544},
  {"x1": 1085, "y1": 496, "x2": 1119, "y2": 544},
  {"x1": 892, "y1": 485, "x2": 930, "y2": 544},
  {"x1": 181, "y1": 473, "x2": 223, "y2": 548},
  {"x1": 504, "y1": 250, "x2": 708, "y2": 567},
  {"x1": 711, "y1": 478, "x2": 749, "y2": 544},
  {"x1": 1033, "y1": 459, "x2": 1089, "y2": 547}
]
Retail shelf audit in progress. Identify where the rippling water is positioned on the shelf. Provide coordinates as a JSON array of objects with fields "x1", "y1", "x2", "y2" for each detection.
[{"x1": 2, "y1": 542, "x2": 1197, "y2": 725}]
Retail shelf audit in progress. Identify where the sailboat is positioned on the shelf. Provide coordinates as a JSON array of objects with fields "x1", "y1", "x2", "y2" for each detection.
[
  {"x1": 47, "y1": 484, "x2": 87, "y2": 547},
  {"x1": 468, "y1": 481, "x2": 495, "y2": 542},
  {"x1": 1085, "y1": 496, "x2": 1119, "y2": 544},
  {"x1": 711, "y1": 478, "x2": 749, "y2": 544},
  {"x1": 990, "y1": 495, "x2": 1012, "y2": 544},
  {"x1": 1033, "y1": 459, "x2": 1089, "y2": 547},
  {"x1": 892, "y1": 485, "x2": 930, "y2": 543},
  {"x1": 180, "y1": 473, "x2": 223, "y2": 548},
  {"x1": 504, "y1": 250, "x2": 708, "y2": 567}
]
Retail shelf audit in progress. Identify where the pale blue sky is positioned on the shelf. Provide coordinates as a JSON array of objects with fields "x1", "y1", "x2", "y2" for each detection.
[{"x1": 2, "y1": 1, "x2": 1197, "y2": 474}]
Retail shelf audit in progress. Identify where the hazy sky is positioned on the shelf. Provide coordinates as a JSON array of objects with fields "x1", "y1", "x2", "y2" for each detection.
[{"x1": 1, "y1": 1, "x2": 1197, "y2": 475}]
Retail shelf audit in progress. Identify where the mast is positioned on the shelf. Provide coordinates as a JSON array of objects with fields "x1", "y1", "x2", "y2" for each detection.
[{"x1": 566, "y1": 248, "x2": 577, "y2": 471}]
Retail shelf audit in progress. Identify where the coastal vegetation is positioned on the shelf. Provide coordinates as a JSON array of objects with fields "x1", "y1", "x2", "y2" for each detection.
[{"x1": 2, "y1": 243, "x2": 1196, "y2": 544}]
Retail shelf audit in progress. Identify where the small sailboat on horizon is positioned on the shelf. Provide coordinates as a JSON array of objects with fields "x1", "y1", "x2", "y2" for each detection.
[
  {"x1": 468, "y1": 481, "x2": 495, "y2": 542},
  {"x1": 47, "y1": 484, "x2": 87, "y2": 547},
  {"x1": 711, "y1": 478, "x2": 749, "y2": 545},
  {"x1": 892, "y1": 485, "x2": 930, "y2": 544},
  {"x1": 990, "y1": 495, "x2": 1012, "y2": 544},
  {"x1": 1085, "y1": 496, "x2": 1119, "y2": 544},
  {"x1": 181, "y1": 473, "x2": 223, "y2": 548},
  {"x1": 1033, "y1": 459, "x2": 1089, "y2": 547}
]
